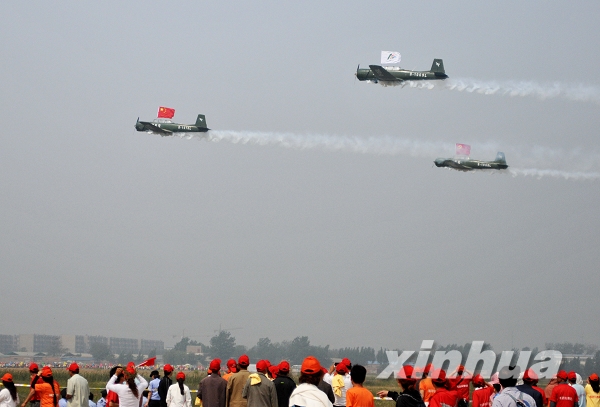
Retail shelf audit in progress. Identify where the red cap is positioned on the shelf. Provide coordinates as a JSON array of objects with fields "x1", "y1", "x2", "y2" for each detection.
[
  {"x1": 279, "y1": 361, "x2": 290, "y2": 374},
  {"x1": 256, "y1": 360, "x2": 269, "y2": 372},
  {"x1": 457, "y1": 365, "x2": 465, "y2": 372},
  {"x1": 335, "y1": 363, "x2": 349, "y2": 374},
  {"x1": 238, "y1": 355, "x2": 250, "y2": 367},
  {"x1": 29, "y1": 363, "x2": 39, "y2": 373},
  {"x1": 164, "y1": 364, "x2": 174, "y2": 373},
  {"x1": 265, "y1": 360, "x2": 272, "y2": 367},
  {"x1": 67, "y1": 363, "x2": 79, "y2": 372},
  {"x1": 321, "y1": 367, "x2": 328, "y2": 374},
  {"x1": 557, "y1": 370, "x2": 568, "y2": 380},
  {"x1": 269, "y1": 365, "x2": 279, "y2": 378},
  {"x1": 1, "y1": 373, "x2": 13, "y2": 382},
  {"x1": 397, "y1": 365, "x2": 416, "y2": 381},
  {"x1": 431, "y1": 368, "x2": 447, "y2": 384},
  {"x1": 176, "y1": 372, "x2": 185, "y2": 380},
  {"x1": 523, "y1": 369, "x2": 538, "y2": 382},
  {"x1": 227, "y1": 359, "x2": 237, "y2": 368},
  {"x1": 472, "y1": 374, "x2": 485, "y2": 386},
  {"x1": 41, "y1": 366, "x2": 53, "y2": 378},
  {"x1": 424, "y1": 364, "x2": 433, "y2": 375},
  {"x1": 590, "y1": 373, "x2": 599, "y2": 382},
  {"x1": 209, "y1": 359, "x2": 221, "y2": 372},
  {"x1": 567, "y1": 371, "x2": 577, "y2": 381},
  {"x1": 301, "y1": 356, "x2": 322, "y2": 374},
  {"x1": 341, "y1": 358, "x2": 351, "y2": 367}
]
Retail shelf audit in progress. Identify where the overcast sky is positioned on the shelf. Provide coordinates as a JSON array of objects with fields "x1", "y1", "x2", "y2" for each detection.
[{"x1": 1, "y1": 1, "x2": 599, "y2": 353}]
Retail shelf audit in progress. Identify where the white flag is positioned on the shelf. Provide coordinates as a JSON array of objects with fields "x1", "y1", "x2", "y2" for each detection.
[{"x1": 381, "y1": 51, "x2": 401, "y2": 64}]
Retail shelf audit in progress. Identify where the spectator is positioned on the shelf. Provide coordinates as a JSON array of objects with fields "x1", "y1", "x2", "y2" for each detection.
[
  {"x1": 419, "y1": 364, "x2": 436, "y2": 406},
  {"x1": 289, "y1": 357, "x2": 333, "y2": 407},
  {"x1": 166, "y1": 372, "x2": 191, "y2": 407},
  {"x1": 223, "y1": 361, "x2": 238, "y2": 382},
  {"x1": 35, "y1": 367, "x2": 61, "y2": 407},
  {"x1": 332, "y1": 363, "x2": 349, "y2": 407},
  {"x1": 1, "y1": 373, "x2": 20, "y2": 407},
  {"x1": 492, "y1": 366, "x2": 536, "y2": 407},
  {"x1": 59, "y1": 390, "x2": 67, "y2": 407},
  {"x1": 89, "y1": 393, "x2": 97, "y2": 407},
  {"x1": 585, "y1": 374, "x2": 600, "y2": 407},
  {"x1": 546, "y1": 378, "x2": 559, "y2": 402},
  {"x1": 158, "y1": 366, "x2": 175, "y2": 407},
  {"x1": 226, "y1": 355, "x2": 251, "y2": 407},
  {"x1": 376, "y1": 365, "x2": 423, "y2": 407},
  {"x1": 448, "y1": 366, "x2": 472, "y2": 407},
  {"x1": 345, "y1": 365, "x2": 373, "y2": 407},
  {"x1": 317, "y1": 369, "x2": 334, "y2": 404},
  {"x1": 21, "y1": 363, "x2": 44, "y2": 407},
  {"x1": 97, "y1": 391, "x2": 107, "y2": 407},
  {"x1": 550, "y1": 371, "x2": 578, "y2": 407},
  {"x1": 273, "y1": 361, "x2": 296, "y2": 407},
  {"x1": 66, "y1": 363, "x2": 90, "y2": 407},
  {"x1": 146, "y1": 371, "x2": 161, "y2": 407},
  {"x1": 471, "y1": 375, "x2": 493, "y2": 407},
  {"x1": 429, "y1": 369, "x2": 459, "y2": 407},
  {"x1": 198, "y1": 360, "x2": 227, "y2": 407},
  {"x1": 106, "y1": 366, "x2": 125, "y2": 407},
  {"x1": 517, "y1": 370, "x2": 544, "y2": 407},
  {"x1": 241, "y1": 360, "x2": 277, "y2": 407},
  {"x1": 106, "y1": 366, "x2": 148, "y2": 407},
  {"x1": 568, "y1": 372, "x2": 585, "y2": 407},
  {"x1": 142, "y1": 391, "x2": 149, "y2": 407}
]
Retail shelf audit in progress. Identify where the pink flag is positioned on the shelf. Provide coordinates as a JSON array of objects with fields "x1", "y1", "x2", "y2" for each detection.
[{"x1": 456, "y1": 143, "x2": 471, "y2": 156}]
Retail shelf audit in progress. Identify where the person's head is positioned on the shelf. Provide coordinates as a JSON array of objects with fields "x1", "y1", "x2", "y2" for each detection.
[
  {"x1": 523, "y1": 369, "x2": 538, "y2": 385},
  {"x1": 350, "y1": 365, "x2": 367, "y2": 385},
  {"x1": 143, "y1": 390, "x2": 149, "y2": 398},
  {"x1": 498, "y1": 366, "x2": 520, "y2": 388},
  {"x1": 60, "y1": 389, "x2": 67, "y2": 400},
  {"x1": 124, "y1": 365, "x2": 140, "y2": 398},
  {"x1": 431, "y1": 369, "x2": 447, "y2": 388},
  {"x1": 163, "y1": 364, "x2": 174, "y2": 377},
  {"x1": 110, "y1": 365, "x2": 124, "y2": 382},
  {"x1": 256, "y1": 360, "x2": 269, "y2": 374},
  {"x1": 150, "y1": 370, "x2": 160, "y2": 379},
  {"x1": 556, "y1": 370, "x2": 568, "y2": 384},
  {"x1": 1, "y1": 373, "x2": 17, "y2": 402},
  {"x1": 341, "y1": 358, "x2": 352, "y2": 371},
  {"x1": 396, "y1": 365, "x2": 417, "y2": 391},
  {"x1": 335, "y1": 363, "x2": 349, "y2": 375},
  {"x1": 472, "y1": 374, "x2": 486, "y2": 389},
  {"x1": 89, "y1": 393, "x2": 94, "y2": 401},
  {"x1": 588, "y1": 373, "x2": 599, "y2": 393},
  {"x1": 456, "y1": 365, "x2": 465, "y2": 376},
  {"x1": 268, "y1": 365, "x2": 279, "y2": 379},
  {"x1": 101, "y1": 390, "x2": 107, "y2": 399},
  {"x1": 29, "y1": 363, "x2": 39, "y2": 375},
  {"x1": 278, "y1": 361, "x2": 290, "y2": 377},
  {"x1": 210, "y1": 359, "x2": 221, "y2": 374},
  {"x1": 176, "y1": 372, "x2": 186, "y2": 396},
  {"x1": 568, "y1": 371, "x2": 577, "y2": 384},
  {"x1": 299, "y1": 356, "x2": 324, "y2": 386},
  {"x1": 238, "y1": 355, "x2": 250, "y2": 370},
  {"x1": 226, "y1": 359, "x2": 237, "y2": 374},
  {"x1": 67, "y1": 363, "x2": 80, "y2": 376}
]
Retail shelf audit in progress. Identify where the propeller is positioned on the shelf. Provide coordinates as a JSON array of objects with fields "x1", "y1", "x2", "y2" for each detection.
[{"x1": 354, "y1": 64, "x2": 359, "y2": 84}]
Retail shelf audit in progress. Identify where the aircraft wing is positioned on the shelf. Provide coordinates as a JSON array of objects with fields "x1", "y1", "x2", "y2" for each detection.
[
  {"x1": 369, "y1": 65, "x2": 402, "y2": 82},
  {"x1": 145, "y1": 123, "x2": 173, "y2": 135}
]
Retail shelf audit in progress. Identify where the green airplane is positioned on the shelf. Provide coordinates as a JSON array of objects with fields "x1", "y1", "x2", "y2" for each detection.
[
  {"x1": 355, "y1": 59, "x2": 448, "y2": 84},
  {"x1": 434, "y1": 152, "x2": 508, "y2": 171},
  {"x1": 135, "y1": 114, "x2": 209, "y2": 136}
]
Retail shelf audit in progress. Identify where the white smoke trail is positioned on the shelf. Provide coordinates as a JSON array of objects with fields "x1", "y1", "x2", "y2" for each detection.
[
  {"x1": 173, "y1": 131, "x2": 600, "y2": 181},
  {"x1": 381, "y1": 78, "x2": 600, "y2": 104}
]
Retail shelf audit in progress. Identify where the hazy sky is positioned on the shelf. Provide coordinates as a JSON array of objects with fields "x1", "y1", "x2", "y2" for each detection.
[{"x1": 1, "y1": 1, "x2": 599, "y2": 353}]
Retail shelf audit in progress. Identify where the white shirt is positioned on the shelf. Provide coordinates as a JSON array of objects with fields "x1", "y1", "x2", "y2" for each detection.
[
  {"x1": 0, "y1": 389, "x2": 19, "y2": 407},
  {"x1": 166, "y1": 384, "x2": 191, "y2": 407},
  {"x1": 106, "y1": 375, "x2": 148, "y2": 407},
  {"x1": 68, "y1": 374, "x2": 90, "y2": 407},
  {"x1": 289, "y1": 384, "x2": 333, "y2": 407}
]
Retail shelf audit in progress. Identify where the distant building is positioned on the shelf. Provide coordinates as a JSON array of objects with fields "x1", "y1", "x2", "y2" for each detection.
[
  {"x1": 0, "y1": 335, "x2": 18, "y2": 353},
  {"x1": 186, "y1": 345, "x2": 203, "y2": 355}
]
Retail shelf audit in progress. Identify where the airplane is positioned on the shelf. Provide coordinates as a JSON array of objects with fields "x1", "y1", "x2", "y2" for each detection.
[
  {"x1": 135, "y1": 114, "x2": 209, "y2": 136},
  {"x1": 355, "y1": 59, "x2": 448, "y2": 84},
  {"x1": 434, "y1": 152, "x2": 508, "y2": 171}
]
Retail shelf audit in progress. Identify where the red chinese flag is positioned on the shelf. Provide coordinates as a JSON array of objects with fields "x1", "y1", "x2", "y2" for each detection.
[
  {"x1": 455, "y1": 143, "x2": 471, "y2": 156},
  {"x1": 137, "y1": 357, "x2": 156, "y2": 368},
  {"x1": 157, "y1": 106, "x2": 175, "y2": 119}
]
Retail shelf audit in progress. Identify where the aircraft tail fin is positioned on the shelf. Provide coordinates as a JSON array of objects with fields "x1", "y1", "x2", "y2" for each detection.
[
  {"x1": 431, "y1": 59, "x2": 444, "y2": 73},
  {"x1": 494, "y1": 152, "x2": 506, "y2": 164},
  {"x1": 195, "y1": 114, "x2": 208, "y2": 129}
]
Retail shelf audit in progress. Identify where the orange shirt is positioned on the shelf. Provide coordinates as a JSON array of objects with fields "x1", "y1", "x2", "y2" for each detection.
[
  {"x1": 35, "y1": 381, "x2": 61, "y2": 407},
  {"x1": 346, "y1": 386, "x2": 374, "y2": 407},
  {"x1": 420, "y1": 378, "x2": 437, "y2": 402},
  {"x1": 222, "y1": 372, "x2": 234, "y2": 382}
]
